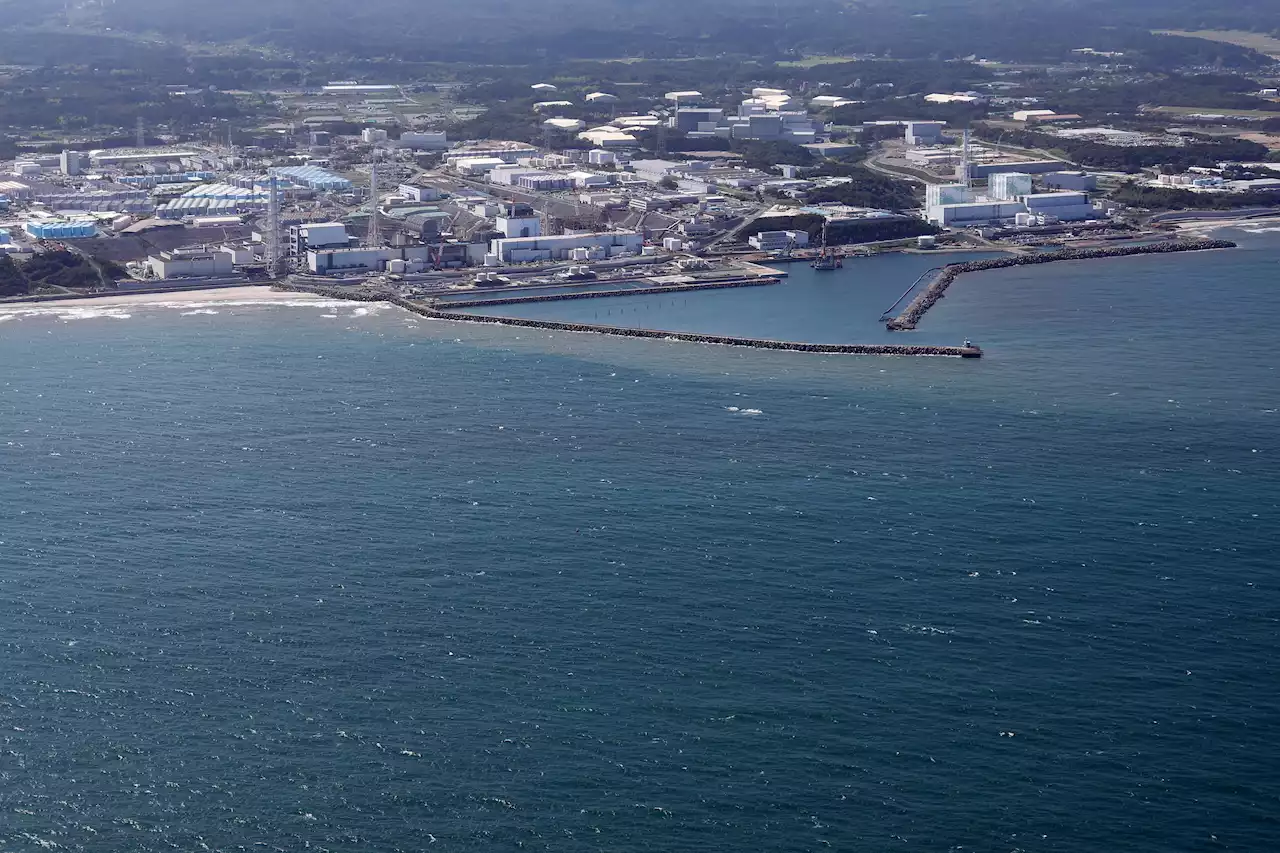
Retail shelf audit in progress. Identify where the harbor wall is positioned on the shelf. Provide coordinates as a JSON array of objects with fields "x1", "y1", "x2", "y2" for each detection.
[
  {"x1": 886, "y1": 239, "x2": 1237, "y2": 331},
  {"x1": 273, "y1": 281, "x2": 982, "y2": 358},
  {"x1": 438, "y1": 277, "x2": 779, "y2": 309}
]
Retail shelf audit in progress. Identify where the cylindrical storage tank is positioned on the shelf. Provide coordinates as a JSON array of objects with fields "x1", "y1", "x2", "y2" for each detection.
[{"x1": 387, "y1": 259, "x2": 407, "y2": 274}]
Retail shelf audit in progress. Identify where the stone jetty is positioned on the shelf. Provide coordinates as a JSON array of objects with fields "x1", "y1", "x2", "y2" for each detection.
[
  {"x1": 275, "y1": 281, "x2": 983, "y2": 358},
  {"x1": 886, "y1": 238, "x2": 1236, "y2": 331}
]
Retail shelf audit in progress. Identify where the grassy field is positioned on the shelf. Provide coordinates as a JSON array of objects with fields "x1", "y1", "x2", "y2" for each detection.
[
  {"x1": 1153, "y1": 29, "x2": 1280, "y2": 58},
  {"x1": 777, "y1": 55, "x2": 860, "y2": 68},
  {"x1": 1151, "y1": 105, "x2": 1280, "y2": 119}
]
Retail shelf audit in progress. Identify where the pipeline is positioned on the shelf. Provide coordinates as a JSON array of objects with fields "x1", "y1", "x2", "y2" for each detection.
[
  {"x1": 886, "y1": 238, "x2": 1237, "y2": 331},
  {"x1": 881, "y1": 267, "x2": 942, "y2": 321}
]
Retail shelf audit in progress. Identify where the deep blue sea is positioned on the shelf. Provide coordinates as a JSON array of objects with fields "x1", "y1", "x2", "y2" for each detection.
[{"x1": 2, "y1": 228, "x2": 1279, "y2": 852}]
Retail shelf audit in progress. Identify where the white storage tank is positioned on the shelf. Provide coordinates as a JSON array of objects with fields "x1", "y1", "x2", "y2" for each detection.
[
  {"x1": 386, "y1": 259, "x2": 407, "y2": 274},
  {"x1": 483, "y1": 253, "x2": 501, "y2": 267},
  {"x1": 641, "y1": 245, "x2": 658, "y2": 256}
]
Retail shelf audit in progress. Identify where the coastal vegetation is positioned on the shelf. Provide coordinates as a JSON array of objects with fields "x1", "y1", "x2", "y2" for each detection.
[
  {"x1": 1108, "y1": 183, "x2": 1280, "y2": 211},
  {"x1": 0, "y1": 252, "x2": 125, "y2": 296},
  {"x1": 974, "y1": 125, "x2": 1270, "y2": 171}
]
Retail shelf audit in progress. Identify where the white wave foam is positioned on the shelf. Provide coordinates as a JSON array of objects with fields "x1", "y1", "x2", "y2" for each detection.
[
  {"x1": 58, "y1": 308, "x2": 132, "y2": 321},
  {"x1": 0, "y1": 296, "x2": 364, "y2": 322},
  {"x1": 1241, "y1": 226, "x2": 1280, "y2": 234}
]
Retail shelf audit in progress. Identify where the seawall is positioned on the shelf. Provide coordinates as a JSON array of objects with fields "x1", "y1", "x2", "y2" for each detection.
[
  {"x1": 437, "y1": 276, "x2": 779, "y2": 309},
  {"x1": 274, "y1": 281, "x2": 982, "y2": 358},
  {"x1": 886, "y1": 239, "x2": 1237, "y2": 331}
]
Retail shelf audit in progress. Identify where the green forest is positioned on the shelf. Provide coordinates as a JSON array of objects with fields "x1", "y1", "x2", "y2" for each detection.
[{"x1": 0, "y1": 252, "x2": 125, "y2": 297}]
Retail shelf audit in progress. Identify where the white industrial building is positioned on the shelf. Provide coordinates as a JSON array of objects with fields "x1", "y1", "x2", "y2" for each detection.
[
  {"x1": 496, "y1": 210, "x2": 542, "y2": 239},
  {"x1": 989, "y1": 172, "x2": 1034, "y2": 201},
  {"x1": 444, "y1": 145, "x2": 540, "y2": 169},
  {"x1": 588, "y1": 149, "x2": 619, "y2": 166},
  {"x1": 398, "y1": 183, "x2": 442, "y2": 202},
  {"x1": 147, "y1": 249, "x2": 235, "y2": 279},
  {"x1": 518, "y1": 173, "x2": 573, "y2": 192},
  {"x1": 927, "y1": 201, "x2": 1026, "y2": 226},
  {"x1": 680, "y1": 96, "x2": 820, "y2": 144},
  {"x1": 398, "y1": 131, "x2": 448, "y2": 150},
  {"x1": 361, "y1": 128, "x2": 389, "y2": 144},
  {"x1": 453, "y1": 156, "x2": 509, "y2": 176},
  {"x1": 1013, "y1": 110, "x2": 1057, "y2": 122},
  {"x1": 748, "y1": 230, "x2": 809, "y2": 251},
  {"x1": 926, "y1": 184, "x2": 975, "y2": 208},
  {"x1": 585, "y1": 92, "x2": 620, "y2": 104},
  {"x1": 289, "y1": 222, "x2": 351, "y2": 256},
  {"x1": 578, "y1": 128, "x2": 638, "y2": 148},
  {"x1": 905, "y1": 121, "x2": 946, "y2": 146},
  {"x1": 487, "y1": 164, "x2": 540, "y2": 186},
  {"x1": 925, "y1": 93, "x2": 981, "y2": 104},
  {"x1": 60, "y1": 150, "x2": 83, "y2": 176},
  {"x1": 1043, "y1": 171, "x2": 1098, "y2": 191},
  {"x1": 1020, "y1": 191, "x2": 1096, "y2": 221},
  {"x1": 543, "y1": 117, "x2": 586, "y2": 132},
  {"x1": 811, "y1": 95, "x2": 856, "y2": 109},
  {"x1": 665, "y1": 90, "x2": 704, "y2": 104},
  {"x1": 566, "y1": 170, "x2": 612, "y2": 189},
  {"x1": 305, "y1": 244, "x2": 483, "y2": 274},
  {"x1": 967, "y1": 160, "x2": 1068, "y2": 179},
  {"x1": 491, "y1": 231, "x2": 643, "y2": 263}
]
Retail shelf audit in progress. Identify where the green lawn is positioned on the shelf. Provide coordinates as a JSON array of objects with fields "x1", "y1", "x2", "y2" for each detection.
[
  {"x1": 1153, "y1": 30, "x2": 1280, "y2": 59},
  {"x1": 777, "y1": 55, "x2": 860, "y2": 68},
  {"x1": 1152, "y1": 105, "x2": 1280, "y2": 119}
]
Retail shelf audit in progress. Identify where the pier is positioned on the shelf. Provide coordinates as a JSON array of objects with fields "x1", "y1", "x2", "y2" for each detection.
[
  {"x1": 275, "y1": 281, "x2": 983, "y2": 358},
  {"x1": 885, "y1": 239, "x2": 1237, "y2": 331}
]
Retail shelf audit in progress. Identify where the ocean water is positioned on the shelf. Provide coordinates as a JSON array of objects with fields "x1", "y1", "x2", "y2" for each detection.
[{"x1": 1, "y1": 230, "x2": 1278, "y2": 852}]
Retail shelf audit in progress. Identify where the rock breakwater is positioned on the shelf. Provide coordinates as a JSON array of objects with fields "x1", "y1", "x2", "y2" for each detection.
[
  {"x1": 886, "y1": 239, "x2": 1236, "y2": 330},
  {"x1": 274, "y1": 281, "x2": 982, "y2": 358}
]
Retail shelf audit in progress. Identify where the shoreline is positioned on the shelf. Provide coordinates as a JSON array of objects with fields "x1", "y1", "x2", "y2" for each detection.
[
  {"x1": 0, "y1": 286, "x2": 332, "y2": 311},
  {"x1": 1169, "y1": 214, "x2": 1280, "y2": 235}
]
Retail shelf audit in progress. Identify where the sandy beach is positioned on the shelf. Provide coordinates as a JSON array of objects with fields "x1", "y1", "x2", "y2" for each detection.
[
  {"x1": 0, "y1": 285, "x2": 337, "y2": 310},
  {"x1": 1170, "y1": 214, "x2": 1280, "y2": 235}
]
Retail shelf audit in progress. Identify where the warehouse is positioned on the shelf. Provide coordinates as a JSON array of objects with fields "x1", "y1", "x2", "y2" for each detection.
[
  {"x1": 268, "y1": 165, "x2": 352, "y2": 191},
  {"x1": 926, "y1": 201, "x2": 1026, "y2": 226},
  {"x1": 1020, "y1": 191, "x2": 1097, "y2": 221},
  {"x1": 147, "y1": 249, "x2": 234, "y2": 279},
  {"x1": 491, "y1": 231, "x2": 643, "y2": 263}
]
